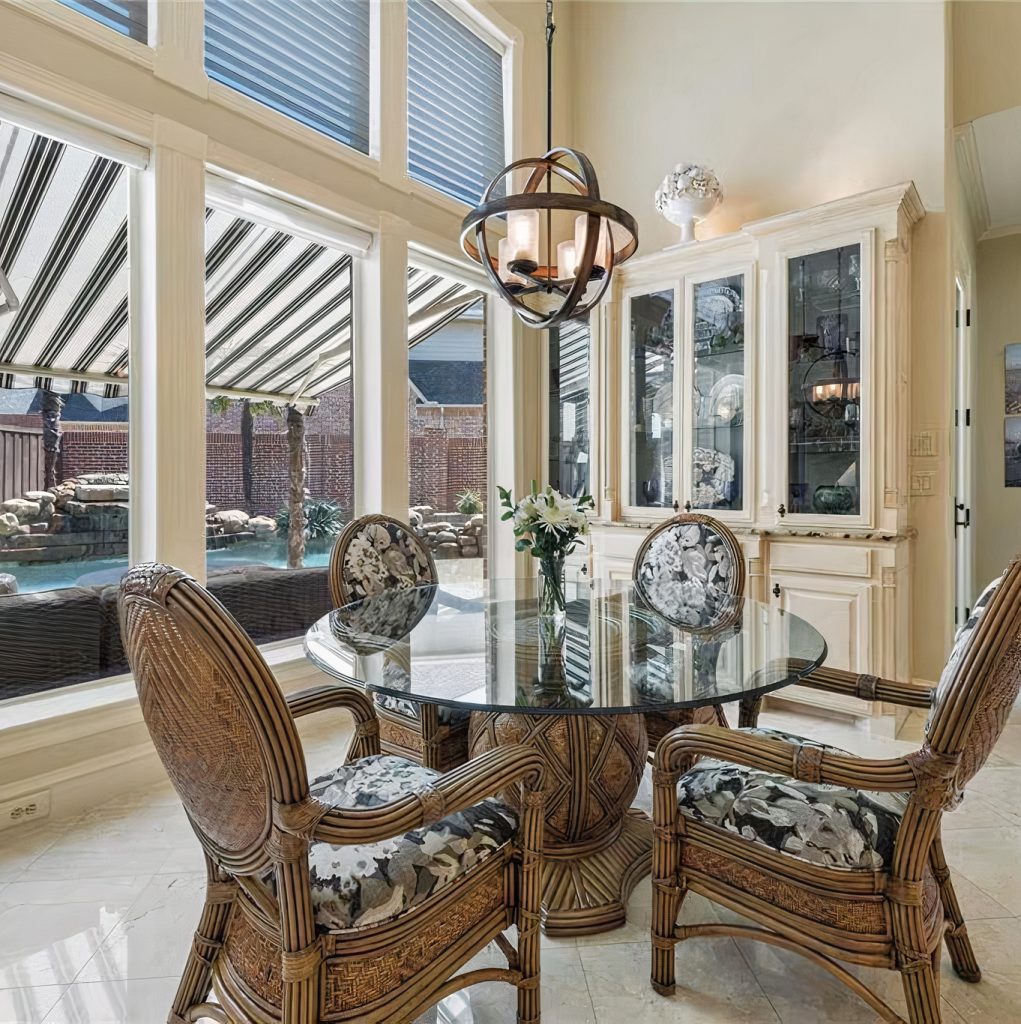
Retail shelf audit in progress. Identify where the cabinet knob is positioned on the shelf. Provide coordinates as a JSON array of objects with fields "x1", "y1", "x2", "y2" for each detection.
[
  {"x1": 684, "y1": 500, "x2": 692, "y2": 513},
  {"x1": 580, "y1": 564, "x2": 588, "y2": 576},
  {"x1": 777, "y1": 504, "x2": 787, "y2": 518},
  {"x1": 672, "y1": 499, "x2": 680, "y2": 512},
  {"x1": 772, "y1": 583, "x2": 781, "y2": 598}
]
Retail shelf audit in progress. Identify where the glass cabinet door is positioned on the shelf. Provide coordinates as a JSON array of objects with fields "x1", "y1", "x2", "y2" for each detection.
[
  {"x1": 629, "y1": 289, "x2": 675, "y2": 508},
  {"x1": 690, "y1": 274, "x2": 746, "y2": 513},
  {"x1": 786, "y1": 244, "x2": 862, "y2": 517}
]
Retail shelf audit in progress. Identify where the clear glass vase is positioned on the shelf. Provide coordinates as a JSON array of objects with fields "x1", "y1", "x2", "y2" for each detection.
[{"x1": 538, "y1": 554, "x2": 567, "y2": 618}]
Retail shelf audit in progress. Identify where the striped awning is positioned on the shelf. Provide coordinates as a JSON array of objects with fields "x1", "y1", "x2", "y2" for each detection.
[
  {"x1": 407, "y1": 265, "x2": 483, "y2": 349},
  {"x1": 0, "y1": 121, "x2": 485, "y2": 403}
]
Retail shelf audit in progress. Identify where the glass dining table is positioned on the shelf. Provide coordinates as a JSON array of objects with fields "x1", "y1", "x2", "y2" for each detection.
[{"x1": 305, "y1": 577, "x2": 827, "y2": 937}]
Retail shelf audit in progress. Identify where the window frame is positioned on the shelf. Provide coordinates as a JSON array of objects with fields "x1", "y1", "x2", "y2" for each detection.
[
  {"x1": 5, "y1": 0, "x2": 154, "y2": 64},
  {"x1": 403, "y1": 0, "x2": 519, "y2": 215}
]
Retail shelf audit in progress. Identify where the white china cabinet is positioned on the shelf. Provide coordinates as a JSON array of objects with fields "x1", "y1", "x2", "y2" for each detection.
[{"x1": 563, "y1": 183, "x2": 923, "y2": 716}]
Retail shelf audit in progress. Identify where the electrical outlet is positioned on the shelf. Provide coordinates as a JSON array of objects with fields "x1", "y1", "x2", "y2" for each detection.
[{"x1": 0, "y1": 790, "x2": 51, "y2": 832}]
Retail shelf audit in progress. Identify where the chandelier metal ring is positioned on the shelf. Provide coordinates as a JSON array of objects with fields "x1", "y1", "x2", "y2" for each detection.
[{"x1": 460, "y1": 147, "x2": 638, "y2": 328}]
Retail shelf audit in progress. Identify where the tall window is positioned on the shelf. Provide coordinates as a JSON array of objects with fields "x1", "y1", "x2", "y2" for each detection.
[
  {"x1": 549, "y1": 318, "x2": 591, "y2": 498},
  {"x1": 407, "y1": 0, "x2": 505, "y2": 205},
  {"x1": 0, "y1": 122, "x2": 132, "y2": 699},
  {"x1": 203, "y1": 203, "x2": 354, "y2": 642},
  {"x1": 407, "y1": 268, "x2": 487, "y2": 584},
  {"x1": 57, "y1": 0, "x2": 147, "y2": 42},
  {"x1": 205, "y1": 0, "x2": 372, "y2": 155}
]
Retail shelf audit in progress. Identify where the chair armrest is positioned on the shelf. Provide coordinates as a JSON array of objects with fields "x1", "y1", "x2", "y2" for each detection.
[
  {"x1": 653, "y1": 724, "x2": 917, "y2": 797},
  {"x1": 307, "y1": 744, "x2": 545, "y2": 847},
  {"x1": 286, "y1": 684, "x2": 381, "y2": 761},
  {"x1": 798, "y1": 666, "x2": 935, "y2": 709}
]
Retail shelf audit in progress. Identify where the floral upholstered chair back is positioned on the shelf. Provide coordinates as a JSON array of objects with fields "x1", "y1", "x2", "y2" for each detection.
[
  {"x1": 329, "y1": 514, "x2": 437, "y2": 606},
  {"x1": 922, "y1": 556, "x2": 1021, "y2": 806},
  {"x1": 633, "y1": 513, "x2": 745, "y2": 629}
]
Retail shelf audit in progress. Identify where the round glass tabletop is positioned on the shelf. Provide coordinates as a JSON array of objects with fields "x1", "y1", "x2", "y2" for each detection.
[{"x1": 304, "y1": 578, "x2": 827, "y2": 716}]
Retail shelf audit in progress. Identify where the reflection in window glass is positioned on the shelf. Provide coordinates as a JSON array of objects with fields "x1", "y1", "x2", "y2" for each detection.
[
  {"x1": 0, "y1": 124, "x2": 131, "y2": 699},
  {"x1": 787, "y1": 245, "x2": 861, "y2": 516},
  {"x1": 549, "y1": 318, "x2": 590, "y2": 499},
  {"x1": 630, "y1": 290, "x2": 674, "y2": 508},
  {"x1": 691, "y1": 274, "x2": 745, "y2": 511}
]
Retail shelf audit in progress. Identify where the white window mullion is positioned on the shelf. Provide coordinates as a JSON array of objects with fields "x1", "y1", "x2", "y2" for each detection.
[
  {"x1": 132, "y1": 118, "x2": 208, "y2": 580},
  {"x1": 151, "y1": 0, "x2": 207, "y2": 97}
]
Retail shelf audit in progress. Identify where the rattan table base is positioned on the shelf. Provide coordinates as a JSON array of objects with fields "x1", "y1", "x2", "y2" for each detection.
[{"x1": 469, "y1": 709, "x2": 651, "y2": 936}]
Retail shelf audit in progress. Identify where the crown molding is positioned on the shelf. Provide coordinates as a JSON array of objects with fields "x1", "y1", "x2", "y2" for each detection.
[{"x1": 954, "y1": 123, "x2": 991, "y2": 242}]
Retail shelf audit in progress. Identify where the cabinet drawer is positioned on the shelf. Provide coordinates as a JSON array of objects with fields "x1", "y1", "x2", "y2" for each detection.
[{"x1": 768, "y1": 542, "x2": 872, "y2": 579}]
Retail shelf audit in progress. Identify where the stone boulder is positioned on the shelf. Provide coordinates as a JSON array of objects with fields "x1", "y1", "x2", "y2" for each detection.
[
  {"x1": 0, "y1": 573, "x2": 17, "y2": 596},
  {"x1": 212, "y1": 510, "x2": 250, "y2": 534},
  {"x1": 75, "y1": 483, "x2": 129, "y2": 502},
  {"x1": 432, "y1": 530, "x2": 457, "y2": 545},
  {"x1": 80, "y1": 472, "x2": 128, "y2": 485},
  {"x1": 2, "y1": 498, "x2": 41, "y2": 523},
  {"x1": 0, "y1": 513, "x2": 20, "y2": 537},
  {"x1": 249, "y1": 515, "x2": 278, "y2": 538},
  {"x1": 425, "y1": 521, "x2": 452, "y2": 534},
  {"x1": 407, "y1": 509, "x2": 423, "y2": 528},
  {"x1": 410, "y1": 505, "x2": 434, "y2": 518},
  {"x1": 24, "y1": 491, "x2": 55, "y2": 518}
]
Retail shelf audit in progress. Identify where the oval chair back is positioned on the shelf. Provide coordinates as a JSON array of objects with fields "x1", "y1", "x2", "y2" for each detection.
[
  {"x1": 633, "y1": 512, "x2": 746, "y2": 628},
  {"x1": 922, "y1": 556, "x2": 1021, "y2": 803},
  {"x1": 118, "y1": 563, "x2": 308, "y2": 877},
  {"x1": 329, "y1": 513, "x2": 437, "y2": 607}
]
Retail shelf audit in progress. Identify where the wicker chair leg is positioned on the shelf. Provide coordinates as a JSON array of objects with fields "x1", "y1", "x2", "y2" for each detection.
[
  {"x1": 930, "y1": 833, "x2": 981, "y2": 982},
  {"x1": 651, "y1": 768, "x2": 683, "y2": 997},
  {"x1": 900, "y1": 959, "x2": 942, "y2": 1024},
  {"x1": 738, "y1": 694, "x2": 763, "y2": 728},
  {"x1": 170, "y1": 867, "x2": 234, "y2": 1024},
  {"x1": 516, "y1": 789, "x2": 545, "y2": 1024}
]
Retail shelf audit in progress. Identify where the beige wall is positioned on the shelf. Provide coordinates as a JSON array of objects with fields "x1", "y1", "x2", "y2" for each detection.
[
  {"x1": 953, "y1": 0, "x2": 1021, "y2": 124},
  {"x1": 974, "y1": 235, "x2": 1021, "y2": 584},
  {"x1": 569, "y1": 1, "x2": 945, "y2": 253}
]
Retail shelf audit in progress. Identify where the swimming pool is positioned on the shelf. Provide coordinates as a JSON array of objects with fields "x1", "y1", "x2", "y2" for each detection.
[{"x1": 1, "y1": 540, "x2": 330, "y2": 594}]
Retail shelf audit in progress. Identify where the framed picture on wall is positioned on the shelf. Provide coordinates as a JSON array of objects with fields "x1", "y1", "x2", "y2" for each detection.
[
  {"x1": 1006, "y1": 344, "x2": 1021, "y2": 414},
  {"x1": 1006, "y1": 416, "x2": 1021, "y2": 488}
]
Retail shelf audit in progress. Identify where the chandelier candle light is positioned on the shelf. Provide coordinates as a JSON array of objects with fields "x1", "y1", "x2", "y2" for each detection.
[
  {"x1": 461, "y1": 0, "x2": 637, "y2": 328},
  {"x1": 499, "y1": 482, "x2": 594, "y2": 617}
]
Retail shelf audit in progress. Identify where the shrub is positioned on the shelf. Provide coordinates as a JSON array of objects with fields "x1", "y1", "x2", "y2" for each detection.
[
  {"x1": 456, "y1": 489, "x2": 484, "y2": 516},
  {"x1": 276, "y1": 498, "x2": 345, "y2": 541}
]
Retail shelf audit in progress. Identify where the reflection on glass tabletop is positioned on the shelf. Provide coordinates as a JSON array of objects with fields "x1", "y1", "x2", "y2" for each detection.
[{"x1": 304, "y1": 578, "x2": 828, "y2": 715}]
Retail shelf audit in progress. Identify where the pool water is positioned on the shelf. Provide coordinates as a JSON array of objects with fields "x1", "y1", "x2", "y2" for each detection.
[{"x1": 2, "y1": 540, "x2": 330, "y2": 594}]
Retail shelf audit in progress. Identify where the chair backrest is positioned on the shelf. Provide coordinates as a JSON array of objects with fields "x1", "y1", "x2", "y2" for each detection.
[
  {"x1": 925, "y1": 556, "x2": 1021, "y2": 797},
  {"x1": 119, "y1": 564, "x2": 307, "y2": 874},
  {"x1": 329, "y1": 514, "x2": 437, "y2": 606},
  {"x1": 633, "y1": 512, "x2": 745, "y2": 628}
]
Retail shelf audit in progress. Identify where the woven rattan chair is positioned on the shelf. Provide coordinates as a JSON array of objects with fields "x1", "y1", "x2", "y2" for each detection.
[
  {"x1": 119, "y1": 563, "x2": 545, "y2": 1024},
  {"x1": 632, "y1": 512, "x2": 746, "y2": 751},
  {"x1": 650, "y1": 556, "x2": 1021, "y2": 1024},
  {"x1": 329, "y1": 514, "x2": 470, "y2": 771}
]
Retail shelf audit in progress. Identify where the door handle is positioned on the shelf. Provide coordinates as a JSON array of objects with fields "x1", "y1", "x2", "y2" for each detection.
[{"x1": 954, "y1": 502, "x2": 971, "y2": 535}]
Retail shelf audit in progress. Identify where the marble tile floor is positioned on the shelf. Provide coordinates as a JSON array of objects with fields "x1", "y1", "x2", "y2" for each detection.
[{"x1": 2, "y1": 704, "x2": 1021, "y2": 1023}]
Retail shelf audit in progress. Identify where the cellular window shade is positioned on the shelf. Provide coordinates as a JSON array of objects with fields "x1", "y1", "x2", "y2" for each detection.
[
  {"x1": 57, "y1": 0, "x2": 147, "y2": 42},
  {"x1": 205, "y1": 0, "x2": 372, "y2": 155},
  {"x1": 408, "y1": 0, "x2": 505, "y2": 206}
]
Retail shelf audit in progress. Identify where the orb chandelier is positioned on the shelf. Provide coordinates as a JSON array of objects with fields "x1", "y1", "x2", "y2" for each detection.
[{"x1": 459, "y1": 0, "x2": 637, "y2": 329}]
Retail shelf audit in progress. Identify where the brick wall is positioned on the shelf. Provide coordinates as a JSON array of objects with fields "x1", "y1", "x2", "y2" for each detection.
[{"x1": 60, "y1": 428, "x2": 129, "y2": 479}]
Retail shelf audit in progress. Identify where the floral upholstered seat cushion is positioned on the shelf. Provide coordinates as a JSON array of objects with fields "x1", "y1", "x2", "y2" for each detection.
[
  {"x1": 341, "y1": 521, "x2": 434, "y2": 601},
  {"x1": 635, "y1": 521, "x2": 738, "y2": 627},
  {"x1": 677, "y1": 728, "x2": 908, "y2": 871},
  {"x1": 305, "y1": 754, "x2": 516, "y2": 931}
]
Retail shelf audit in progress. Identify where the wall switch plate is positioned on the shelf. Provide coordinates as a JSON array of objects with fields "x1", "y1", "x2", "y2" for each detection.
[
  {"x1": 910, "y1": 431, "x2": 937, "y2": 457},
  {"x1": 910, "y1": 471, "x2": 935, "y2": 497},
  {"x1": 0, "y1": 790, "x2": 51, "y2": 832}
]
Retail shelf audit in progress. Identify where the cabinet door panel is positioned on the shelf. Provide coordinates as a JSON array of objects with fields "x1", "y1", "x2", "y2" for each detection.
[{"x1": 772, "y1": 573, "x2": 873, "y2": 715}]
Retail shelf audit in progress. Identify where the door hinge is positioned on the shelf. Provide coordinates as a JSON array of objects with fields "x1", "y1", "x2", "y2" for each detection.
[
  {"x1": 966, "y1": 308, "x2": 972, "y2": 327},
  {"x1": 966, "y1": 408, "x2": 971, "y2": 426},
  {"x1": 955, "y1": 309, "x2": 959, "y2": 329}
]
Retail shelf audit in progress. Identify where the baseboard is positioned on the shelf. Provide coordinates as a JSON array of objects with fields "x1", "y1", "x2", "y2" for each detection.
[{"x1": 0, "y1": 640, "x2": 345, "y2": 824}]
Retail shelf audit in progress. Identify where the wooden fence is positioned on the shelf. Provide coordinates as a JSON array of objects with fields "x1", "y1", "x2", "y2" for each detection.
[{"x1": 0, "y1": 425, "x2": 43, "y2": 502}]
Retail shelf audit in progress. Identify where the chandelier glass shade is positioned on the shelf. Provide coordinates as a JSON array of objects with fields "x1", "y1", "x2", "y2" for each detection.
[{"x1": 459, "y1": 3, "x2": 637, "y2": 329}]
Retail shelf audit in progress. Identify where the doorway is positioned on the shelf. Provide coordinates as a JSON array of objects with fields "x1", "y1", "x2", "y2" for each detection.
[{"x1": 953, "y1": 277, "x2": 974, "y2": 626}]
